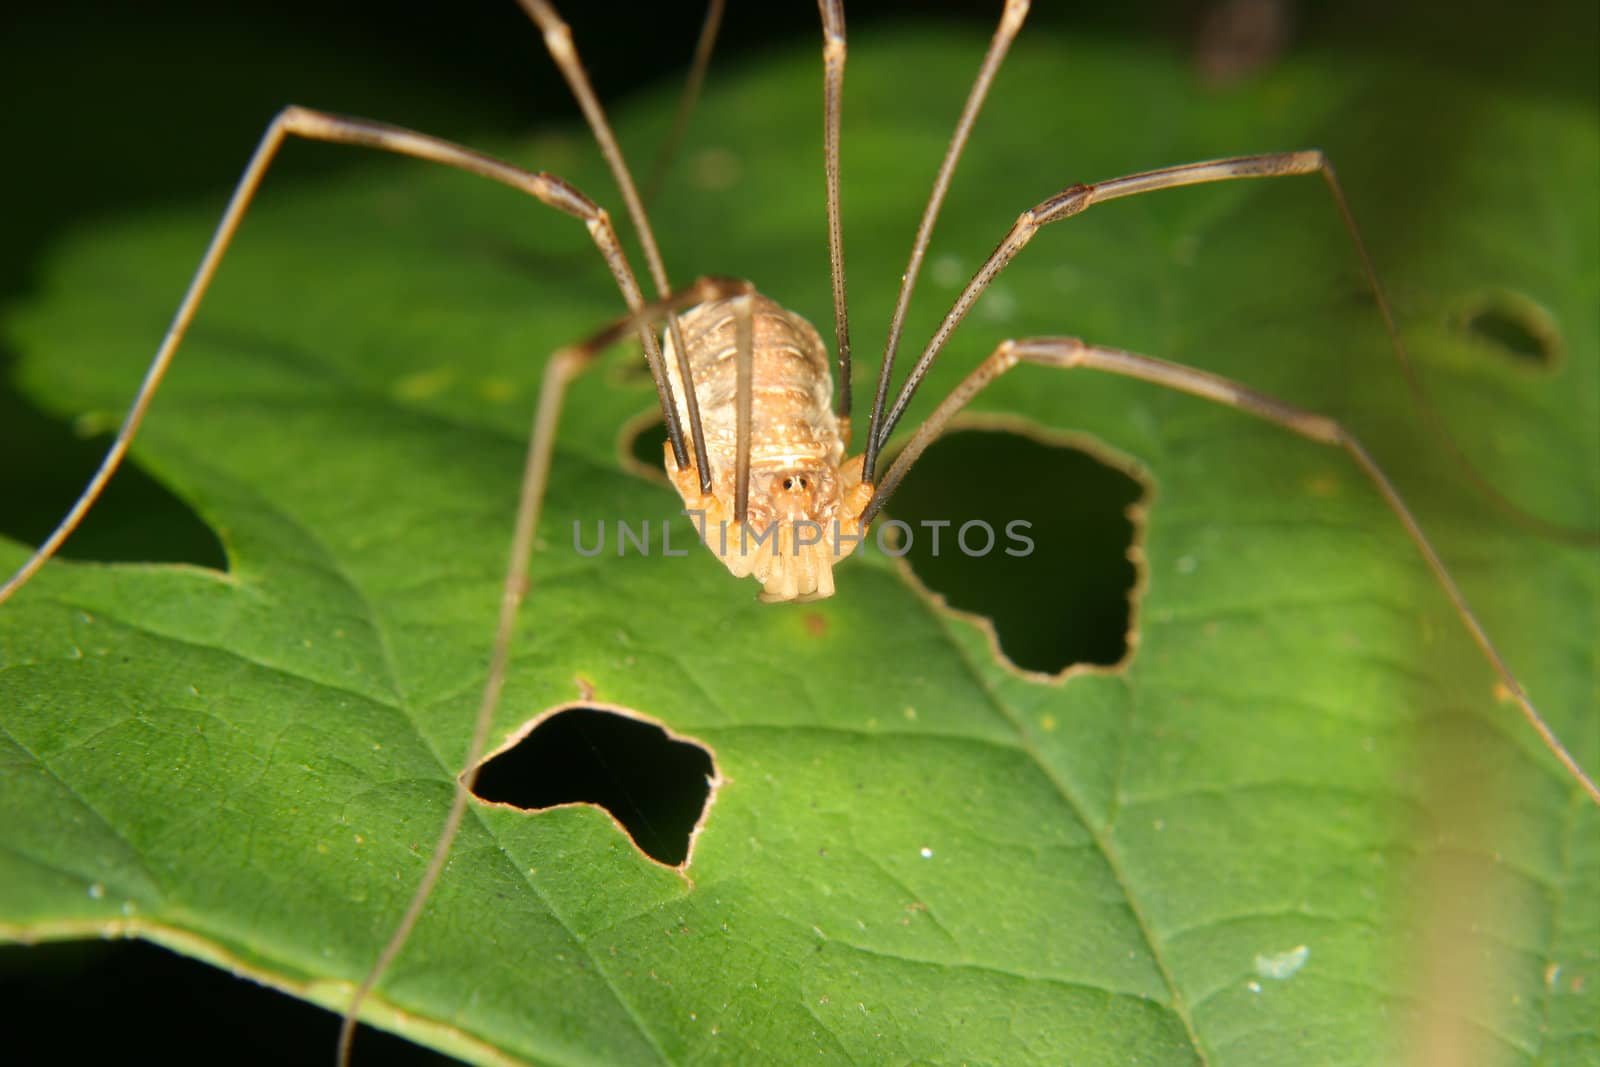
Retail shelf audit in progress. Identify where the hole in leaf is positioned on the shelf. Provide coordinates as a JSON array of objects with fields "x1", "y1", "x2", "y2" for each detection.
[
  {"x1": 0, "y1": 357, "x2": 228, "y2": 570},
  {"x1": 1460, "y1": 293, "x2": 1559, "y2": 368},
  {"x1": 624, "y1": 412, "x2": 670, "y2": 475},
  {"x1": 470, "y1": 706, "x2": 716, "y2": 868},
  {"x1": 883, "y1": 426, "x2": 1145, "y2": 675}
]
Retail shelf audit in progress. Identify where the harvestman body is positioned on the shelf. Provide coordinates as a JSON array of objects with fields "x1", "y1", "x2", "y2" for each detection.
[
  {"x1": 1, "y1": 0, "x2": 1596, "y2": 1062},
  {"x1": 663, "y1": 294, "x2": 869, "y2": 602}
]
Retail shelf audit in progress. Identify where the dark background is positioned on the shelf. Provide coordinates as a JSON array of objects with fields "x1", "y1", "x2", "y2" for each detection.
[
  {"x1": 5, "y1": 0, "x2": 1591, "y2": 307},
  {"x1": 0, "y1": 0, "x2": 1148, "y2": 304},
  {"x1": 0, "y1": 1, "x2": 1592, "y2": 1064}
]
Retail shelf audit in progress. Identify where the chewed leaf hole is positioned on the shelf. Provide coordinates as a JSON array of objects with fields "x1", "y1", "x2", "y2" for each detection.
[
  {"x1": 469, "y1": 706, "x2": 716, "y2": 867},
  {"x1": 1460, "y1": 293, "x2": 1560, "y2": 368},
  {"x1": 0, "y1": 367, "x2": 227, "y2": 570},
  {"x1": 883, "y1": 426, "x2": 1145, "y2": 675}
]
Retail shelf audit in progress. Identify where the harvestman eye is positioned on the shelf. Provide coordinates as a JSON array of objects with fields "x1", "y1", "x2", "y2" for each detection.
[{"x1": 1, "y1": 2, "x2": 1595, "y2": 1064}]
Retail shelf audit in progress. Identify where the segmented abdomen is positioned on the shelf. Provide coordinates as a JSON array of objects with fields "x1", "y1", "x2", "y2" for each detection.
[{"x1": 662, "y1": 293, "x2": 845, "y2": 477}]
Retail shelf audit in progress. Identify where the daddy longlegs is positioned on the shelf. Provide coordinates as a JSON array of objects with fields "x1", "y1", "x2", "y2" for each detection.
[{"x1": 2, "y1": 1, "x2": 1596, "y2": 1063}]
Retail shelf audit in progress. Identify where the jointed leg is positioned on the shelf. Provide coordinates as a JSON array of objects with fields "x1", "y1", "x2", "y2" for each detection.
[
  {"x1": 0, "y1": 105, "x2": 681, "y2": 607},
  {"x1": 867, "y1": 334, "x2": 1600, "y2": 805},
  {"x1": 862, "y1": 148, "x2": 1598, "y2": 546},
  {"x1": 518, "y1": 0, "x2": 715, "y2": 491},
  {"x1": 816, "y1": 0, "x2": 853, "y2": 422},
  {"x1": 864, "y1": 150, "x2": 1327, "y2": 481},
  {"x1": 642, "y1": 0, "x2": 727, "y2": 207},
  {"x1": 866, "y1": 0, "x2": 1029, "y2": 444},
  {"x1": 337, "y1": 273, "x2": 752, "y2": 1066},
  {"x1": 733, "y1": 293, "x2": 755, "y2": 525},
  {"x1": 336, "y1": 337, "x2": 597, "y2": 1067},
  {"x1": 0, "y1": 95, "x2": 733, "y2": 1058}
]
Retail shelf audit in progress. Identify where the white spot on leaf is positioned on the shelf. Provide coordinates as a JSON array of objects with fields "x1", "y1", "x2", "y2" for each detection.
[{"x1": 1254, "y1": 944, "x2": 1310, "y2": 980}]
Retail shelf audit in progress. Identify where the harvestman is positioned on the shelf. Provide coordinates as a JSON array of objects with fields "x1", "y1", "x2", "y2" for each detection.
[{"x1": 2, "y1": 0, "x2": 1596, "y2": 1061}]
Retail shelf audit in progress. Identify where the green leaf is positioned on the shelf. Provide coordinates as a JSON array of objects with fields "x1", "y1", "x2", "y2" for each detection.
[{"x1": 2, "y1": 13, "x2": 1596, "y2": 1067}]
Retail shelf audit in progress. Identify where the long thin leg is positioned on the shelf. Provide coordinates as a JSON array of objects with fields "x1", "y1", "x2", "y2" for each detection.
[
  {"x1": 816, "y1": 0, "x2": 852, "y2": 420},
  {"x1": 336, "y1": 338, "x2": 593, "y2": 1067},
  {"x1": 733, "y1": 293, "x2": 754, "y2": 524},
  {"x1": 867, "y1": 334, "x2": 1600, "y2": 806},
  {"x1": 336, "y1": 273, "x2": 751, "y2": 1066},
  {"x1": 0, "y1": 105, "x2": 677, "y2": 607},
  {"x1": 642, "y1": 0, "x2": 727, "y2": 207},
  {"x1": 862, "y1": 149, "x2": 1598, "y2": 545},
  {"x1": 864, "y1": 0, "x2": 1029, "y2": 452},
  {"x1": 518, "y1": 0, "x2": 714, "y2": 492},
  {"x1": 865, "y1": 151, "x2": 1323, "y2": 481}
]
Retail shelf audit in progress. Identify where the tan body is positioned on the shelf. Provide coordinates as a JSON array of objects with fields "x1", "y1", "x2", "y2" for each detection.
[{"x1": 661, "y1": 293, "x2": 870, "y2": 601}]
